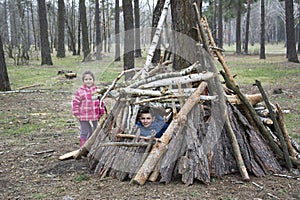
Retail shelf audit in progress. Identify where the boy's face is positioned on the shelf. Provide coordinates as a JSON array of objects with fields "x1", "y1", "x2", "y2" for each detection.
[
  {"x1": 139, "y1": 113, "x2": 155, "y2": 128},
  {"x1": 83, "y1": 74, "x2": 94, "y2": 88}
]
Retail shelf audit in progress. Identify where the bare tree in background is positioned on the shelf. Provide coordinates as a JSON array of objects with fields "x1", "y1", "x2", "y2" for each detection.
[
  {"x1": 95, "y1": 0, "x2": 102, "y2": 60},
  {"x1": 122, "y1": 0, "x2": 135, "y2": 80},
  {"x1": 285, "y1": 0, "x2": 299, "y2": 62},
  {"x1": 244, "y1": 0, "x2": 251, "y2": 54},
  {"x1": 151, "y1": 0, "x2": 165, "y2": 64},
  {"x1": 134, "y1": 0, "x2": 142, "y2": 57},
  {"x1": 235, "y1": 0, "x2": 242, "y2": 54},
  {"x1": 79, "y1": 0, "x2": 90, "y2": 61},
  {"x1": 115, "y1": 0, "x2": 121, "y2": 61},
  {"x1": 37, "y1": 0, "x2": 53, "y2": 65},
  {"x1": 260, "y1": 0, "x2": 266, "y2": 59},
  {"x1": 57, "y1": 0, "x2": 66, "y2": 58},
  {"x1": 218, "y1": 0, "x2": 223, "y2": 48},
  {"x1": 0, "y1": 36, "x2": 11, "y2": 91}
]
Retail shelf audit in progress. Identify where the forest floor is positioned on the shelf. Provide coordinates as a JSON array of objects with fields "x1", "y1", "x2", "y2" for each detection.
[{"x1": 1, "y1": 55, "x2": 300, "y2": 199}]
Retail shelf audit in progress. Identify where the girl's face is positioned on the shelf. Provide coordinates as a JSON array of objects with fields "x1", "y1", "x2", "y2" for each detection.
[
  {"x1": 83, "y1": 74, "x2": 94, "y2": 88},
  {"x1": 139, "y1": 113, "x2": 155, "y2": 128}
]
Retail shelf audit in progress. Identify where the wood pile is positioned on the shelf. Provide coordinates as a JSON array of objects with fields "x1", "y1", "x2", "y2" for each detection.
[{"x1": 59, "y1": 3, "x2": 300, "y2": 185}]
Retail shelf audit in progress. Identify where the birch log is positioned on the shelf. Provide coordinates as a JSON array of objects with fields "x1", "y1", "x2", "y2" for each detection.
[
  {"x1": 133, "y1": 0, "x2": 171, "y2": 79},
  {"x1": 139, "y1": 72, "x2": 215, "y2": 89},
  {"x1": 129, "y1": 61, "x2": 201, "y2": 88},
  {"x1": 133, "y1": 82, "x2": 208, "y2": 185}
]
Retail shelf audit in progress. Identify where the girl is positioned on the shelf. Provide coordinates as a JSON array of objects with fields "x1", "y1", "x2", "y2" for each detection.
[{"x1": 72, "y1": 71, "x2": 105, "y2": 147}]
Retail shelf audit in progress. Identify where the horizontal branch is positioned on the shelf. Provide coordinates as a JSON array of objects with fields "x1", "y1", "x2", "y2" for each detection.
[
  {"x1": 138, "y1": 72, "x2": 215, "y2": 89},
  {"x1": 97, "y1": 142, "x2": 149, "y2": 147}
]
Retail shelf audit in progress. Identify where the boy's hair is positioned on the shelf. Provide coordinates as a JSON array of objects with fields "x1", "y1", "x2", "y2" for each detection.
[
  {"x1": 138, "y1": 106, "x2": 154, "y2": 116},
  {"x1": 81, "y1": 71, "x2": 95, "y2": 81}
]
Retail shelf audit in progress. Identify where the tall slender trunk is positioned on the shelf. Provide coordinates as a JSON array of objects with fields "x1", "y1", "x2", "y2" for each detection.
[
  {"x1": 122, "y1": 0, "x2": 135, "y2": 80},
  {"x1": 95, "y1": 0, "x2": 102, "y2": 60},
  {"x1": 37, "y1": 0, "x2": 53, "y2": 65},
  {"x1": 244, "y1": 0, "x2": 251, "y2": 54},
  {"x1": 235, "y1": 0, "x2": 241, "y2": 54},
  {"x1": 0, "y1": 36, "x2": 11, "y2": 91},
  {"x1": 217, "y1": 0, "x2": 223, "y2": 48},
  {"x1": 285, "y1": 0, "x2": 299, "y2": 62},
  {"x1": 134, "y1": 0, "x2": 142, "y2": 57},
  {"x1": 115, "y1": 0, "x2": 121, "y2": 61},
  {"x1": 260, "y1": 0, "x2": 266, "y2": 59}
]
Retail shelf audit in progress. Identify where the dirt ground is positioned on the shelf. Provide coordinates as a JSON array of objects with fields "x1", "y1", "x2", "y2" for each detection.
[{"x1": 0, "y1": 78, "x2": 300, "y2": 200}]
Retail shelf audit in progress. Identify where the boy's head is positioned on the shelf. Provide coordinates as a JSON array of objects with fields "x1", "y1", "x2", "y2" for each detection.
[{"x1": 138, "y1": 106, "x2": 155, "y2": 128}]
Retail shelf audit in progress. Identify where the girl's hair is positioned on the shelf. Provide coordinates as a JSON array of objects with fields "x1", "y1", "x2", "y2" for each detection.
[{"x1": 81, "y1": 71, "x2": 95, "y2": 81}]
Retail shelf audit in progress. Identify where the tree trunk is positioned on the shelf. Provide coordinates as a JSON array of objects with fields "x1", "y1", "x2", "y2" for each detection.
[
  {"x1": 95, "y1": 0, "x2": 102, "y2": 60},
  {"x1": 77, "y1": 13, "x2": 81, "y2": 55},
  {"x1": 122, "y1": 0, "x2": 135, "y2": 80},
  {"x1": 285, "y1": 0, "x2": 299, "y2": 62},
  {"x1": 151, "y1": 0, "x2": 165, "y2": 64},
  {"x1": 298, "y1": 0, "x2": 300, "y2": 53},
  {"x1": 260, "y1": 0, "x2": 266, "y2": 59},
  {"x1": 171, "y1": 0, "x2": 201, "y2": 70},
  {"x1": 57, "y1": 0, "x2": 66, "y2": 58},
  {"x1": 217, "y1": 0, "x2": 223, "y2": 48},
  {"x1": 212, "y1": 0, "x2": 217, "y2": 41},
  {"x1": 235, "y1": 0, "x2": 242, "y2": 54},
  {"x1": 0, "y1": 36, "x2": 11, "y2": 91},
  {"x1": 115, "y1": 0, "x2": 121, "y2": 61},
  {"x1": 134, "y1": 0, "x2": 142, "y2": 58},
  {"x1": 37, "y1": 0, "x2": 53, "y2": 65},
  {"x1": 16, "y1": 0, "x2": 30, "y2": 65},
  {"x1": 102, "y1": 0, "x2": 107, "y2": 52},
  {"x1": 244, "y1": 0, "x2": 251, "y2": 54},
  {"x1": 3, "y1": 0, "x2": 9, "y2": 45},
  {"x1": 79, "y1": 0, "x2": 90, "y2": 61}
]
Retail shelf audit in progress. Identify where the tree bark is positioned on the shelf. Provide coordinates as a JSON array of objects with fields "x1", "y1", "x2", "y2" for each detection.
[
  {"x1": 115, "y1": 0, "x2": 121, "y2": 61},
  {"x1": 260, "y1": 0, "x2": 266, "y2": 59},
  {"x1": 285, "y1": 0, "x2": 299, "y2": 62},
  {"x1": 0, "y1": 36, "x2": 11, "y2": 91},
  {"x1": 134, "y1": 0, "x2": 142, "y2": 58},
  {"x1": 95, "y1": 0, "x2": 102, "y2": 60},
  {"x1": 171, "y1": 0, "x2": 200, "y2": 70},
  {"x1": 218, "y1": 0, "x2": 223, "y2": 48},
  {"x1": 151, "y1": 0, "x2": 165, "y2": 64},
  {"x1": 37, "y1": 0, "x2": 53, "y2": 65},
  {"x1": 57, "y1": 0, "x2": 66, "y2": 58},
  {"x1": 244, "y1": 0, "x2": 251, "y2": 54},
  {"x1": 79, "y1": 0, "x2": 90, "y2": 61},
  {"x1": 255, "y1": 80, "x2": 292, "y2": 170},
  {"x1": 235, "y1": 0, "x2": 242, "y2": 54},
  {"x1": 122, "y1": 0, "x2": 135, "y2": 80}
]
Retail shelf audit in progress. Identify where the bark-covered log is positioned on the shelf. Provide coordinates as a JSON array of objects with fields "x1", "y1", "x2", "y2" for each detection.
[
  {"x1": 276, "y1": 104, "x2": 297, "y2": 158},
  {"x1": 255, "y1": 80, "x2": 292, "y2": 170},
  {"x1": 230, "y1": 105, "x2": 281, "y2": 175},
  {"x1": 220, "y1": 71, "x2": 283, "y2": 159},
  {"x1": 224, "y1": 107, "x2": 250, "y2": 180}
]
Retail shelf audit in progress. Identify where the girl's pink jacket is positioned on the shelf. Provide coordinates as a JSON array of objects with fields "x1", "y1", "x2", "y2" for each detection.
[{"x1": 72, "y1": 85, "x2": 102, "y2": 121}]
